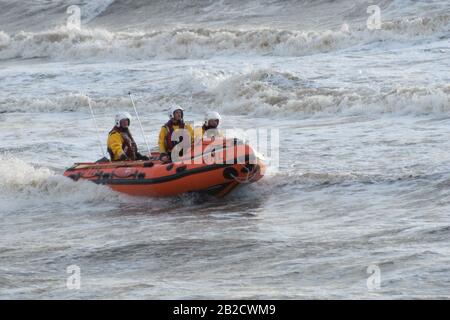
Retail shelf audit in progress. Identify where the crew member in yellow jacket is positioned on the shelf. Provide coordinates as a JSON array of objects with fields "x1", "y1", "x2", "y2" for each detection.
[
  {"x1": 158, "y1": 105, "x2": 194, "y2": 162},
  {"x1": 107, "y1": 112, "x2": 149, "y2": 161},
  {"x1": 194, "y1": 111, "x2": 223, "y2": 142}
]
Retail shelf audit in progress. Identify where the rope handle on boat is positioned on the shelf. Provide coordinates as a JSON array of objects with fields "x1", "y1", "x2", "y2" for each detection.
[
  {"x1": 111, "y1": 170, "x2": 146, "y2": 179},
  {"x1": 76, "y1": 170, "x2": 105, "y2": 179},
  {"x1": 69, "y1": 170, "x2": 146, "y2": 180},
  {"x1": 229, "y1": 164, "x2": 260, "y2": 184}
]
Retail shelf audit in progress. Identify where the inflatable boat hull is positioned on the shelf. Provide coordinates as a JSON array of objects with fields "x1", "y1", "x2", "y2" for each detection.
[{"x1": 64, "y1": 139, "x2": 265, "y2": 198}]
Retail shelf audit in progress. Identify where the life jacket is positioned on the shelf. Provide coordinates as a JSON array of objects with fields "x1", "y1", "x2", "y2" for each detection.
[
  {"x1": 108, "y1": 126, "x2": 137, "y2": 160},
  {"x1": 202, "y1": 125, "x2": 220, "y2": 139},
  {"x1": 164, "y1": 120, "x2": 185, "y2": 152}
]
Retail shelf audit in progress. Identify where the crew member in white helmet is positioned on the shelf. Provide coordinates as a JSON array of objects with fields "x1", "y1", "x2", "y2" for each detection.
[
  {"x1": 107, "y1": 112, "x2": 149, "y2": 161},
  {"x1": 158, "y1": 105, "x2": 194, "y2": 162},
  {"x1": 194, "y1": 111, "x2": 223, "y2": 142}
]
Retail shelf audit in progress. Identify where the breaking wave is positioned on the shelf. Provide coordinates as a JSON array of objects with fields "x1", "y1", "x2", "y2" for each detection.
[
  {"x1": 0, "y1": 14, "x2": 448, "y2": 61},
  {"x1": 0, "y1": 93, "x2": 131, "y2": 113},
  {"x1": 210, "y1": 70, "x2": 450, "y2": 117},
  {"x1": 1, "y1": 70, "x2": 449, "y2": 117},
  {"x1": 0, "y1": 156, "x2": 116, "y2": 204}
]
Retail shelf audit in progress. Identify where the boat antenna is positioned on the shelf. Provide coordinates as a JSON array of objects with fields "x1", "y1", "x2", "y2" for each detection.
[
  {"x1": 128, "y1": 91, "x2": 150, "y2": 156},
  {"x1": 86, "y1": 94, "x2": 107, "y2": 159}
]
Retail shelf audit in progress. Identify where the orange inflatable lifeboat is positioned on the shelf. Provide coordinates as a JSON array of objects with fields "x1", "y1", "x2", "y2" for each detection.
[{"x1": 64, "y1": 138, "x2": 265, "y2": 198}]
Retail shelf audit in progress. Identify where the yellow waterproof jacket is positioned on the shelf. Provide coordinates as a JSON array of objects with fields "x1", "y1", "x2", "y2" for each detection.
[
  {"x1": 194, "y1": 126, "x2": 223, "y2": 141},
  {"x1": 107, "y1": 128, "x2": 137, "y2": 161},
  {"x1": 158, "y1": 122, "x2": 194, "y2": 153}
]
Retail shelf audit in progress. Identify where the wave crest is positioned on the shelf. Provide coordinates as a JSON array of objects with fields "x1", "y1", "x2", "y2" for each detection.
[
  {"x1": 0, "y1": 156, "x2": 115, "y2": 203},
  {"x1": 1, "y1": 70, "x2": 449, "y2": 117},
  {"x1": 210, "y1": 70, "x2": 450, "y2": 116},
  {"x1": 0, "y1": 14, "x2": 448, "y2": 60}
]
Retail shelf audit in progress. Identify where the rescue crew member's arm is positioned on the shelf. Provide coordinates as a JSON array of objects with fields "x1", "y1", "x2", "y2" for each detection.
[
  {"x1": 158, "y1": 126, "x2": 171, "y2": 162},
  {"x1": 158, "y1": 126, "x2": 168, "y2": 153},
  {"x1": 185, "y1": 123, "x2": 195, "y2": 144},
  {"x1": 193, "y1": 126, "x2": 204, "y2": 143},
  {"x1": 107, "y1": 132, "x2": 127, "y2": 161}
]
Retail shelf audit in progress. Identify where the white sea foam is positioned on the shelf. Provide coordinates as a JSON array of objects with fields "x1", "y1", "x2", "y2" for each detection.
[
  {"x1": 1, "y1": 70, "x2": 448, "y2": 117},
  {"x1": 0, "y1": 155, "x2": 115, "y2": 203},
  {"x1": 0, "y1": 13, "x2": 447, "y2": 61}
]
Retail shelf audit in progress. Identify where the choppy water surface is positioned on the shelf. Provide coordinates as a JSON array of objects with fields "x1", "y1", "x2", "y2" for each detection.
[{"x1": 0, "y1": 0, "x2": 449, "y2": 299}]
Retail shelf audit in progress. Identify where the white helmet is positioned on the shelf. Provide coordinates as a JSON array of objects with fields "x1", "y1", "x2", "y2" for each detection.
[
  {"x1": 205, "y1": 111, "x2": 221, "y2": 123},
  {"x1": 115, "y1": 112, "x2": 132, "y2": 127},
  {"x1": 168, "y1": 104, "x2": 184, "y2": 119}
]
